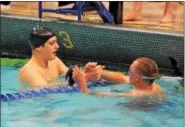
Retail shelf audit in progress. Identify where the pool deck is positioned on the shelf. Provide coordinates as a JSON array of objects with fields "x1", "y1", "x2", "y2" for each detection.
[{"x1": 1, "y1": 2, "x2": 184, "y2": 32}]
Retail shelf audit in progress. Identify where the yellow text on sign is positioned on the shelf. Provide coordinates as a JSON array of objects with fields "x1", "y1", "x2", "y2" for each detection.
[{"x1": 58, "y1": 31, "x2": 73, "y2": 49}]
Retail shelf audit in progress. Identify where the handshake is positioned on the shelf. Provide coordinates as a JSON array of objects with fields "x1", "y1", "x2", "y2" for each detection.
[{"x1": 65, "y1": 62, "x2": 105, "y2": 86}]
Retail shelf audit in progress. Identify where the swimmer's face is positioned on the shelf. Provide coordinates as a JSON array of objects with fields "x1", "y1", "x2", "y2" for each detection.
[
  {"x1": 129, "y1": 61, "x2": 141, "y2": 86},
  {"x1": 41, "y1": 36, "x2": 59, "y2": 60}
]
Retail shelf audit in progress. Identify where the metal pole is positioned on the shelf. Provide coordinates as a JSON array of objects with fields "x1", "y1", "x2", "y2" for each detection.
[
  {"x1": 38, "y1": 1, "x2": 42, "y2": 18},
  {"x1": 109, "y1": 1, "x2": 123, "y2": 24}
]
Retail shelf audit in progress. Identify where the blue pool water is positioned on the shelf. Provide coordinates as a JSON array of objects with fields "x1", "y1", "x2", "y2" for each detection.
[{"x1": 1, "y1": 66, "x2": 184, "y2": 127}]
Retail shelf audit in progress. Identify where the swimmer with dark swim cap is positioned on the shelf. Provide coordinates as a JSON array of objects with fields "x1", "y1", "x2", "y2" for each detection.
[
  {"x1": 18, "y1": 27, "x2": 101, "y2": 88},
  {"x1": 28, "y1": 27, "x2": 56, "y2": 49},
  {"x1": 18, "y1": 26, "x2": 70, "y2": 88}
]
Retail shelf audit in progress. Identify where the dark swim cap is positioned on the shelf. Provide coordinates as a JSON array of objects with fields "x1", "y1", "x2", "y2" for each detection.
[{"x1": 29, "y1": 27, "x2": 55, "y2": 49}]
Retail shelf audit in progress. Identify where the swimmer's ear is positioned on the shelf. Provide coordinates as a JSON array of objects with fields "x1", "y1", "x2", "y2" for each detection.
[
  {"x1": 135, "y1": 76, "x2": 141, "y2": 82},
  {"x1": 34, "y1": 47, "x2": 41, "y2": 52},
  {"x1": 37, "y1": 46, "x2": 43, "y2": 51}
]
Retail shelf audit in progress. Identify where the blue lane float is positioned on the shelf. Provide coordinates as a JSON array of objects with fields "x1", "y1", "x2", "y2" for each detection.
[{"x1": 1, "y1": 81, "x2": 112, "y2": 102}]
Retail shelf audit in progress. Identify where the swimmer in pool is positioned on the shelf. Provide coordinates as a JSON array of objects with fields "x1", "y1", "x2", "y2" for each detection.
[
  {"x1": 72, "y1": 57, "x2": 163, "y2": 97},
  {"x1": 18, "y1": 27, "x2": 101, "y2": 89}
]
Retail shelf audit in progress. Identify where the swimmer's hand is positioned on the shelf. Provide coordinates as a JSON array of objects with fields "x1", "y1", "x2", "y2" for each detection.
[
  {"x1": 85, "y1": 62, "x2": 105, "y2": 82},
  {"x1": 85, "y1": 62, "x2": 98, "y2": 73},
  {"x1": 72, "y1": 66, "x2": 90, "y2": 93}
]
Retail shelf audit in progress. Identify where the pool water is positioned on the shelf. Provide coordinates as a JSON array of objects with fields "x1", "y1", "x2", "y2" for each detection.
[{"x1": 1, "y1": 66, "x2": 184, "y2": 127}]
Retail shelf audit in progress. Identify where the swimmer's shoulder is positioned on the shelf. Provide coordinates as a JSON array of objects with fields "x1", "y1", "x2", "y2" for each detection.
[
  {"x1": 152, "y1": 83, "x2": 163, "y2": 95},
  {"x1": 19, "y1": 61, "x2": 47, "y2": 87},
  {"x1": 49, "y1": 57, "x2": 63, "y2": 67},
  {"x1": 19, "y1": 60, "x2": 39, "y2": 81},
  {"x1": 132, "y1": 84, "x2": 162, "y2": 97},
  {"x1": 54, "y1": 57, "x2": 68, "y2": 74},
  {"x1": 19, "y1": 60, "x2": 32, "y2": 75},
  {"x1": 54, "y1": 56, "x2": 65, "y2": 64}
]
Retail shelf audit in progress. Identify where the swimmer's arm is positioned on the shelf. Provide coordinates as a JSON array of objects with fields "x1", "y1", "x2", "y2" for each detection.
[
  {"x1": 88, "y1": 92, "x2": 137, "y2": 97},
  {"x1": 82, "y1": 88, "x2": 136, "y2": 97},
  {"x1": 56, "y1": 57, "x2": 69, "y2": 74},
  {"x1": 47, "y1": 82, "x2": 68, "y2": 87},
  {"x1": 78, "y1": 80, "x2": 136, "y2": 97},
  {"x1": 100, "y1": 70, "x2": 129, "y2": 84}
]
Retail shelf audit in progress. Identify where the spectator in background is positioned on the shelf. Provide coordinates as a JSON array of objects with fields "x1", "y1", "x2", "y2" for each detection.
[
  {"x1": 123, "y1": 2, "x2": 176, "y2": 23},
  {"x1": 0, "y1": 1, "x2": 11, "y2": 10}
]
